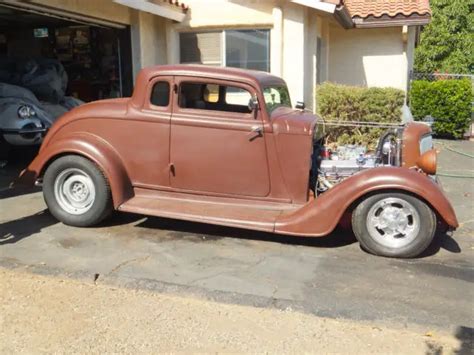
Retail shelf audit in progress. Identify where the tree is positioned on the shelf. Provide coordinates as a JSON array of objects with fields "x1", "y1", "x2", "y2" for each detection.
[{"x1": 414, "y1": 0, "x2": 474, "y2": 74}]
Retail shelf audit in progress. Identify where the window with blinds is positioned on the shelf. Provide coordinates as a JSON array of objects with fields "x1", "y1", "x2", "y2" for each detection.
[
  {"x1": 180, "y1": 32, "x2": 222, "y2": 66},
  {"x1": 179, "y1": 29, "x2": 270, "y2": 71}
]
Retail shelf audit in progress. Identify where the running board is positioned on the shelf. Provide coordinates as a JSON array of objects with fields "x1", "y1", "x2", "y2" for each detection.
[{"x1": 118, "y1": 188, "x2": 299, "y2": 232}]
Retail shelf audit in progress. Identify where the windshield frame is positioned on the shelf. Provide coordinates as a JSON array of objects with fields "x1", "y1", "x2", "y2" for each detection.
[{"x1": 262, "y1": 85, "x2": 292, "y2": 114}]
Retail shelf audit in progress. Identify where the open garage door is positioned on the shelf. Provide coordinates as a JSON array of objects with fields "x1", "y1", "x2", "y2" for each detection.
[{"x1": 0, "y1": 2, "x2": 133, "y2": 101}]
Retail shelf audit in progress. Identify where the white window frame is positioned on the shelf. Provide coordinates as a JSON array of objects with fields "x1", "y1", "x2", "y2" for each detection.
[{"x1": 179, "y1": 28, "x2": 271, "y2": 71}]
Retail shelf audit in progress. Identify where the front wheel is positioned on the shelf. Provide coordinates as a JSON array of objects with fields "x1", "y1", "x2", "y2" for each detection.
[
  {"x1": 352, "y1": 192, "x2": 436, "y2": 258},
  {"x1": 43, "y1": 155, "x2": 113, "y2": 227}
]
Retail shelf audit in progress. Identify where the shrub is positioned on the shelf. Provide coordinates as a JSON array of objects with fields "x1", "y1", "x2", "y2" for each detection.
[
  {"x1": 316, "y1": 83, "x2": 405, "y2": 149},
  {"x1": 409, "y1": 78, "x2": 472, "y2": 139}
]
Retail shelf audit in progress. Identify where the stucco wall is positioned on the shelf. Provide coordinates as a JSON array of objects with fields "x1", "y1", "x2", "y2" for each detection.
[
  {"x1": 165, "y1": 0, "x2": 277, "y2": 65},
  {"x1": 167, "y1": 1, "x2": 322, "y2": 110},
  {"x1": 281, "y1": 4, "x2": 319, "y2": 109},
  {"x1": 406, "y1": 26, "x2": 417, "y2": 89},
  {"x1": 328, "y1": 25, "x2": 408, "y2": 90},
  {"x1": 177, "y1": 0, "x2": 275, "y2": 28},
  {"x1": 131, "y1": 11, "x2": 168, "y2": 76},
  {"x1": 282, "y1": 3, "x2": 306, "y2": 105}
]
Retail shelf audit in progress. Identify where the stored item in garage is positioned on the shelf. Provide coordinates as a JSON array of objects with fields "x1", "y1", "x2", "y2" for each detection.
[
  {"x1": 0, "y1": 82, "x2": 82, "y2": 147},
  {"x1": 18, "y1": 65, "x2": 458, "y2": 258}
]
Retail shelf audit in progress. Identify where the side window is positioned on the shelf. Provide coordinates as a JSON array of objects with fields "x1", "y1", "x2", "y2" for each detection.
[
  {"x1": 179, "y1": 82, "x2": 251, "y2": 114},
  {"x1": 203, "y1": 84, "x2": 219, "y2": 103},
  {"x1": 150, "y1": 81, "x2": 170, "y2": 107},
  {"x1": 225, "y1": 87, "x2": 251, "y2": 107}
]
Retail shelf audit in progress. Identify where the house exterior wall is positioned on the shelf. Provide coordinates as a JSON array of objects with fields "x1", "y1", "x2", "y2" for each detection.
[
  {"x1": 282, "y1": 3, "x2": 307, "y2": 105},
  {"x1": 28, "y1": 0, "x2": 416, "y2": 105},
  {"x1": 131, "y1": 11, "x2": 169, "y2": 79},
  {"x1": 328, "y1": 24, "x2": 408, "y2": 91},
  {"x1": 178, "y1": 0, "x2": 275, "y2": 28},
  {"x1": 406, "y1": 26, "x2": 417, "y2": 90},
  {"x1": 165, "y1": 0, "x2": 277, "y2": 67},
  {"x1": 166, "y1": 0, "x2": 319, "y2": 109}
]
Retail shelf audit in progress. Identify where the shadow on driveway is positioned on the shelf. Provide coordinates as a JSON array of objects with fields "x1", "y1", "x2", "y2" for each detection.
[
  {"x1": 112, "y1": 213, "x2": 462, "y2": 256},
  {"x1": 134, "y1": 215, "x2": 358, "y2": 249},
  {"x1": 0, "y1": 209, "x2": 462, "y2": 257},
  {"x1": 0, "y1": 186, "x2": 41, "y2": 200},
  {"x1": 0, "y1": 210, "x2": 57, "y2": 245}
]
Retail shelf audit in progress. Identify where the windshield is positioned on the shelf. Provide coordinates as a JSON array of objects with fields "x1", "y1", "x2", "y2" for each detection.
[{"x1": 263, "y1": 86, "x2": 291, "y2": 114}]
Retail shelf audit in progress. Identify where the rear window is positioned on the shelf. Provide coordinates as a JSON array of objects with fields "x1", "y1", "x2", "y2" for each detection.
[{"x1": 150, "y1": 81, "x2": 170, "y2": 107}]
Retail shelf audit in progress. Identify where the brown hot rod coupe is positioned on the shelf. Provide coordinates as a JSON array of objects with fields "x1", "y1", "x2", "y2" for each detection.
[{"x1": 19, "y1": 65, "x2": 458, "y2": 257}]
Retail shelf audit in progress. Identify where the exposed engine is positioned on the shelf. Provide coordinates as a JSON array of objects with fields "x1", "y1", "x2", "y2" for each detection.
[{"x1": 311, "y1": 126, "x2": 404, "y2": 195}]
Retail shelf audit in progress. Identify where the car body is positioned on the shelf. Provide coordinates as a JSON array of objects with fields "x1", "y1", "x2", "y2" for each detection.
[
  {"x1": 0, "y1": 82, "x2": 53, "y2": 146},
  {"x1": 0, "y1": 82, "x2": 83, "y2": 146},
  {"x1": 18, "y1": 65, "x2": 458, "y2": 257}
]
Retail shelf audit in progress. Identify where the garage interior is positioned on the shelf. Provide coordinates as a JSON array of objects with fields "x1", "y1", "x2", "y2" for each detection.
[{"x1": 0, "y1": 4, "x2": 133, "y2": 102}]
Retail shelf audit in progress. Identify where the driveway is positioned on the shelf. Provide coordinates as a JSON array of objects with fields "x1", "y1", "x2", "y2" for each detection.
[{"x1": 1, "y1": 141, "x2": 473, "y2": 334}]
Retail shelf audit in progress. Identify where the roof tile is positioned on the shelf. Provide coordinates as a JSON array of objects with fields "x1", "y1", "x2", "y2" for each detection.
[
  {"x1": 161, "y1": 0, "x2": 189, "y2": 13},
  {"x1": 342, "y1": 0, "x2": 431, "y2": 19}
]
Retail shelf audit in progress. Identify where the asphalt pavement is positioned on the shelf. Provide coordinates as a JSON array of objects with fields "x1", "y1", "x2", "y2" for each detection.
[{"x1": 1, "y1": 140, "x2": 473, "y2": 336}]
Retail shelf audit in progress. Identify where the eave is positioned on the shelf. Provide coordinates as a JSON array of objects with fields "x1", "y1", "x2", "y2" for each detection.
[
  {"x1": 113, "y1": 0, "x2": 188, "y2": 22},
  {"x1": 353, "y1": 13, "x2": 431, "y2": 28},
  {"x1": 293, "y1": 0, "x2": 431, "y2": 29},
  {"x1": 291, "y1": 0, "x2": 354, "y2": 29}
]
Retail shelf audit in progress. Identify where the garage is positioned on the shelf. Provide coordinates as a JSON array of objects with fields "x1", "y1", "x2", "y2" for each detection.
[
  {"x1": 0, "y1": 1, "x2": 134, "y2": 159},
  {"x1": 0, "y1": 0, "x2": 187, "y2": 162},
  {"x1": 0, "y1": 3, "x2": 133, "y2": 101}
]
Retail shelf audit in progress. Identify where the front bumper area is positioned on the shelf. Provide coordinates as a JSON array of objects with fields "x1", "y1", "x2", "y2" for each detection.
[
  {"x1": 1, "y1": 126, "x2": 48, "y2": 146},
  {"x1": 1, "y1": 127, "x2": 48, "y2": 135}
]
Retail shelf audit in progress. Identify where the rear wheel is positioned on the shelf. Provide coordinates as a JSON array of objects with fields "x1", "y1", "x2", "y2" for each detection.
[
  {"x1": 352, "y1": 192, "x2": 436, "y2": 258},
  {"x1": 43, "y1": 155, "x2": 112, "y2": 227}
]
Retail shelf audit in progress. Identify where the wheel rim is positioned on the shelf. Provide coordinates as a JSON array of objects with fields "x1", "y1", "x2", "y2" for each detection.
[
  {"x1": 366, "y1": 197, "x2": 420, "y2": 248},
  {"x1": 54, "y1": 168, "x2": 95, "y2": 215}
]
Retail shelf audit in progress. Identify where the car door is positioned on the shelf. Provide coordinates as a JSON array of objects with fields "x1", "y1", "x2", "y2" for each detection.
[
  {"x1": 169, "y1": 77, "x2": 270, "y2": 197},
  {"x1": 119, "y1": 76, "x2": 173, "y2": 188}
]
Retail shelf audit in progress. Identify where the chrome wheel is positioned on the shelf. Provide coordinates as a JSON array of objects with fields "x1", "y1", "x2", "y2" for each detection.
[
  {"x1": 53, "y1": 168, "x2": 96, "y2": 215},
  {"x1": 366, "y1": 197, "x2": 420, "y2": 248}
]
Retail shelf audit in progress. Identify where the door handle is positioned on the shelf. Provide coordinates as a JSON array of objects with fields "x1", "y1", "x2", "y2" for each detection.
[{"x1": 248, "y1": 126, "x2": 263, "y2": 141}]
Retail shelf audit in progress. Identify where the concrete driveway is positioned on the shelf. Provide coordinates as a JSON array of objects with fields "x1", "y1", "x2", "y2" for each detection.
[{"x1": 1, "y1": 141, "x2": 473, "y2": 334}]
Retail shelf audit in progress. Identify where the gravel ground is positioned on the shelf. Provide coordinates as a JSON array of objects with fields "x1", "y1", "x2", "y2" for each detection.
[{"x1": 0, "y1": 268, "x2": 466, "y2": 354}]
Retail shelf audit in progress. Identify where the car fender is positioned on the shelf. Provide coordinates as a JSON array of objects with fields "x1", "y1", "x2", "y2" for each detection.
[
  {"x1": 275, "y1": 167, "x2": 458, "y2": 236},
  {"x1": 18, "y1": 132, "x2": 133, "y2": 208}
]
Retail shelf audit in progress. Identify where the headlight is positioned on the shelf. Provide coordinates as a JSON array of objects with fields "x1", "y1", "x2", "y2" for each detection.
[
  {"x1": 17, "y1": 105, "x2": 36, "y2": 119},
  {"x1": 417, "y1": 149, "x2": 437, "y2": 175},
  {"x1": 419, "y1": 134, "x2": 433, "y2": 155}
]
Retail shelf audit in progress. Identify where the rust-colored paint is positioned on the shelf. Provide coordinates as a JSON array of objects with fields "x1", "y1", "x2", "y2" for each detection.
[
  {"x1": 17, "y1": 65, "x2": 458, "y2": 236},
  {"x1": 169, "y1": 76, "x2": 270, "y2": 197},
  {"x1": 402, "y1": 122, "x2": 431, "y2": 168},
  {"x1": 417, "y1": 149, "x2": 437, "y2": 175},
  {"x1": 21, "y1": 132, "x2": 133, "y2": 208},
  {"x1": 275, "y1": 166, "x2": 458, "y2": 236}
]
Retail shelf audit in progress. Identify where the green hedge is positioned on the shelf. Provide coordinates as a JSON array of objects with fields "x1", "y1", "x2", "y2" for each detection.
[
  {"x1": 316, "y1": 83, "x2": 405, "y2": 149},
  {"x1": 409, "y1": 78, "x2": 472, "y2": 139}
]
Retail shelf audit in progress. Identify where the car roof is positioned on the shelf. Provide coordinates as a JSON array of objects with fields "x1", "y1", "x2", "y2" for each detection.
[
  {"x1": 130, "y1": 65, "x2": 287, "y2": 108},
  {"x1": 138, "y1": 64, "x2": 287, "y2": 87}
]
